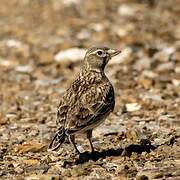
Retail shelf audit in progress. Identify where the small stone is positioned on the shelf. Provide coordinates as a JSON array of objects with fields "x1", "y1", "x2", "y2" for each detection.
[
  {"x1": 6, "y1": 113, "x2": 17, "y2": 119},
  {"x1": 126, "y1": 129, "x2": 139, "y2": 142},
  {"x1": 118, "y1": 4, "x2": 136, "y2": 17},
  {"x1": 47, "y1": 165, "x2": 62, "y2": 175},
  {"x1": 35, "y1": 77, "x2": 63, "y2": 87},
  {"x1": 134, "y1": 58, "x2": 151, "y2": 71},
  {"x1": 142, "y1": 70, "x2": 158, "y2": 79},
  {"x1": 125, "y1": 103, "x2": 141, "y2": 112},
  {"x1": 156, "y1": 62, "x2": 174, "y2": 72},
  {"x1": 16, "y1": 65, "x2": 33, "y2": 73},
  {"x1": 154, "y1": 138, "x2": 166, "y2": 146},
  {"x1": 15, "y1": 141, "x2": 46, "y2": 153},
  {"x1": 6, "y1": 39, "x2": 22, "y2": 48},
  {"x1": 116, "y1": 24, "x2": 135, "y2": 37},
  {"x1": 172, "y1": 79, "x2": 180, "y2": 86},
  {"x1": 136, "y1": 174, "x2": 150, "y2": 180},
  {"x1": 0, "y1": 113, "x2": 7, "y2": 125},
  {"x1": 14, "y1": 166, "x2": 24, "y2": 174},
  {"x1": 0, "y1": 58, "x2": 18, "y2": 68},
  {"x1": 138, "y1": 77, "x2": 152, "y2": 89},
  {"x1": 91, "y1": 23, "x2": 104, "y2": 32},
  {"x1": 163, "y1": 47, "x2": 175, "y2": 55},
  {"x1": 4, "y1": 39, "x2": 30, "y2": 59},
  {"x1": 23, "y1": 159, "x2": 40, "y2": 166},
  {"x1": 171, "y1": 51, "x2": 180, "y2": 61},
  {"x1": 154, "y1": 48, "x2": 174, "y2": 62},
  {"x1": 25, "y1": 174, "x2": 60, "y2": 180},
  {"x1": 175, "y1": 66, "x2": 180, "y2": 74},
  {"x1": 76, "y1": 29, "x2": 91, "y2": 40},
  {"x1": 38, "y1": 49, "x2": 54, "y2": 65},
  {"x1": 62, "y1": 0, "x2": 80, "y2": 7},
  {"x1": 141, "y1": 92, "x2": 163, "y2": 101},
  {"x1": 54, "y1": 48, "x2": 86, "y2": 62}
]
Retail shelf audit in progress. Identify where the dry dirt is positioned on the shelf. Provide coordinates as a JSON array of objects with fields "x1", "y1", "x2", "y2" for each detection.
[{"x1": 0, "y1": 0, "x2": 180, "y2": 179}]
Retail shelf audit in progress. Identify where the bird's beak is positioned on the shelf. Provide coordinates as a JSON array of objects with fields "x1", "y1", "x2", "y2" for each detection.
[{"x1": 107, "y1": 49, "x2": 121, "y2": 57}]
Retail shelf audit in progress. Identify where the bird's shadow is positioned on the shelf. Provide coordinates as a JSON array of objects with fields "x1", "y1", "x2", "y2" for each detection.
[{"x1": 63, "y1": 143, "x2": 156, "y2": 167}]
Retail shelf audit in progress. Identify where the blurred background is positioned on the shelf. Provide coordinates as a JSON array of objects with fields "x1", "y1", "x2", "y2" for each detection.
[{"x1": 0, "y1": 0, "x2": 180, "y2": 179}]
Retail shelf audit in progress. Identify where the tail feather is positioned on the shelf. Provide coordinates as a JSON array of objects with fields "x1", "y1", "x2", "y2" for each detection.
[{"x1": 49, "y1": 127, "x2": 66, "y2": 151}]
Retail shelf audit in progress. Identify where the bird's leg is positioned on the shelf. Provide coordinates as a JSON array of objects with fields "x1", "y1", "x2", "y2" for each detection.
[
  {"x1": 68, "y1": 134, "x2": 80, "y2": 154},
  {"x1": 87, "y1": 130, "x2": 94, "y2": 152}
]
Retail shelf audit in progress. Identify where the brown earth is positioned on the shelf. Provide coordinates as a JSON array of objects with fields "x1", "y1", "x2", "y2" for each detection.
[{"x1": 0, "y1": 0, "x2": 180, "y2": 179}]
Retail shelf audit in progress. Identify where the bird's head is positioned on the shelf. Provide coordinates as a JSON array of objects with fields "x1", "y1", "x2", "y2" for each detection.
[{"x1": 84, "y1": 46, "x2": 121, "y2": 72}]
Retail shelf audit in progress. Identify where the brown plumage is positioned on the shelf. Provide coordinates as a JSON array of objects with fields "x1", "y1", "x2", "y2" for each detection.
[{"x1": 49, "y1": 46, "x2": 121, "y2": 154}]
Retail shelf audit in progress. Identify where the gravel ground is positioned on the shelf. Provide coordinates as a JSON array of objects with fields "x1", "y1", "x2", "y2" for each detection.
[{"x1": 0, "y1": 0, "x2": 180, "y2": 179}]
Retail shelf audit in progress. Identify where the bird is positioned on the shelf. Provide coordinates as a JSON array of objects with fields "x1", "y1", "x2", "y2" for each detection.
[{"x1": 49, "y1": 46, "x2": 121, "y2": 154}]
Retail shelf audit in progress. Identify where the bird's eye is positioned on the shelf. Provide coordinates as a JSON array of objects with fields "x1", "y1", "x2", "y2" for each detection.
[{"x1": 97, "y1": 50, "x2": 103, "y2": 56}]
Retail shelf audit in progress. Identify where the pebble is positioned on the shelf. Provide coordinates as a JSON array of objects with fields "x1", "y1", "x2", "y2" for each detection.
[
  {"x1": 0, "y1": 58, "x2": 18, "y2": 68},
  {"x1": 76, "y1": 29, "x2": 91, "y2": 40},
  {"x1": 25, "y1": 174, "x2": 60, "y2": 180},
  {"x1": 0, "y1": 116, "x2": 7, "y2": 125},
  {"x1": 5, "y1": 39, "x2": 22, "y2": 48},
  {"x1": 14, "y1": 166, "x2": 24, "y2": 174},
  {"x1": 134, "y1": 58, "x2": 151, "y2": 71},
  {"x1": 15, "y1": 142, "x2": 46, "y2": 153},
  {"x1": 141, "y1": 92, "x2": 163, "y2": 101},
  {"x1": 154, "y1": 48, "x2": 174, "y2": 62},
  {"x1": 156, "y1": 62, "x2": 174, "y2": 72},
  {"x1": 172, "y1": 79, "x2": 180, "y2": 87},
  {"x1": 125, "y1": 103, "x2": 141, "y2": 112},
  {"x1": 16, "y1": 65, "x2": 33, "y2": 73},
  {"x1": 62, "y1": 0, "x2": 80, "y2": 6},
  {"x1": 91, "y1": 23, "x2": 104, "y2": 32},
  {"x1": 35, "y1": 77, "x2": 63, "y2": 87},
  {"x1": 54, "y1": 48, "x2": 86, "y2": 62},
  {"x1": 175, "y1": 66, "x2": 180, "y2": 74},
  {"x1": 118, "y1": 4, "x2": 136, "y2": 17},
  {"x1": 142, "y1": 70, "x2": 158, "y2": 79}
]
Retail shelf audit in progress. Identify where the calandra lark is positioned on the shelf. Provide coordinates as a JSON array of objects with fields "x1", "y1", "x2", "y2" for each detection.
[{"x1": 49, "y1": 46, "x2": 121, "y2": 154}]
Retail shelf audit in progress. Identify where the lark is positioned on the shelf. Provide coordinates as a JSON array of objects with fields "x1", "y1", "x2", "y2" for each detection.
[{"x1": 49, "y1": 46, "x2": 121, "y2": 154}]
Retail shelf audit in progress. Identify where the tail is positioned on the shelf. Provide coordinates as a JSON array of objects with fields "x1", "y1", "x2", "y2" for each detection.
[{"x1": 49, "y1": 127, "x2": 66, "y2": 151}]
